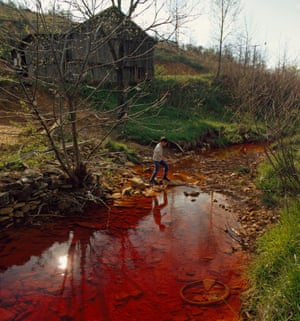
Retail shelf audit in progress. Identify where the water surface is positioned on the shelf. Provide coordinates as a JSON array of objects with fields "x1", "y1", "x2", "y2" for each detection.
[{"x1": 0, "y1": 182, "x2": 248, "y2": 321}]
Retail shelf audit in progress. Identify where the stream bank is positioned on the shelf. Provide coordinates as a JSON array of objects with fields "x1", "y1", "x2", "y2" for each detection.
[{"x1": 0, "y1": 143, "x2": 278, "y2": 252}]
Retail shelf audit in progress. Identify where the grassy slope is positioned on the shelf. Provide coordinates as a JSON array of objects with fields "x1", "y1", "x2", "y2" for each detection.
[
  {"x1": 244, "y1": 201, "x2": 300, "y2": 321},
  {"x1": 0, "y1": 1, "x2": 73, "y2": 58},
  {"x1": 82, "y1": 72, "x2": 244, "y2": 148},
  {"x1": 242, "y1": 145, "x2": 300, "y2": 320}
]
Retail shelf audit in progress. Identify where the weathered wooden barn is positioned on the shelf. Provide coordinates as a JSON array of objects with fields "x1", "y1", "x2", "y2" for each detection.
[{"x1": 12, "y1": 6, "x2": 155, "y2": 85}]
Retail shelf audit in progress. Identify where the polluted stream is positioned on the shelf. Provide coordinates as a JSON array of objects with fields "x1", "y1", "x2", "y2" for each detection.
[{"x1": 0, "y1": 147, "x2": 257, "y2": 321}]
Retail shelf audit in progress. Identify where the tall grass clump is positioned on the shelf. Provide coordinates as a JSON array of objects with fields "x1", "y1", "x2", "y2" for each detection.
[
  {"x1": 244, "y1": 201, "x2": 300, "y2": 321},
  {"x1": 256, "y1": 141, "x2": 300, "y2": 207},
  {"x1": 256, "y1": 160, "x2": 283, "y2": 207}
]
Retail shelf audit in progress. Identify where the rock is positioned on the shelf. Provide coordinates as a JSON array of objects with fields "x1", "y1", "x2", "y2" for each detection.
[
  {"x1": 14, "y1": 211, "x2": 24, "y2": 218},
  {"x1": 0, "y1": 207, "x2": 14, "y2": 215},
  {"x1": 0, "y1": 192, "x2": 10, "y2": 206},
  {"x1": 23, "y1": 168, "x2": 42, "y2": 178},
  {"x1": 42, "y1": 167, "x2": 64, "y2": 176},
  {"x1": 13, "y1": 202, "x2": 26, "y2": 209},
  {"x1": 184, "y1": 191, "x2": 200, "y2": 197},
  {"x1": 111, "y1": 192, "x2": 122, "y2": 199},
  {"x1": 0, "y1": 215, "x2": 10, "y2": 222},
  {"x1": 128, "y1": 177, "x2": 147, "y2": 190},
  {"x1": 2, "y1": 181, "x2": 23, "y2": 191},
  {"x1": 122, "y1": 186, "x2": 132, "y2": 196},
  {"x1": 14, "y1": 184, "x2": 34, "y2": 201},
  {"x1": 20, "y1": 176, "x2": 34, "y2": 184}
]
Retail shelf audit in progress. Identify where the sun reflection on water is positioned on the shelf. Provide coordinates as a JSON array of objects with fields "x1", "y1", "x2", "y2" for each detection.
[{"x1": 58, "y1": 255, "x2": 68, "y2": 270}]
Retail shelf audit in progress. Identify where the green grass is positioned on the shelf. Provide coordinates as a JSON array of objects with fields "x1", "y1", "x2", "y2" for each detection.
[
  {"x1": 79, "y1": 85, "x2": 119, "y2": 111},
  {"x1": 121, "y1": 102, "x2": 238, "y2": 146},
  {"x1": 256, "y1": 140, "x2": 300, "y2": 207},
  {"x1": 245, "y1": 201, "x2": 300, "y2": 321},
  {"x1": 154, "y1": 47, "x2": 206, "y2": 73},
  {"x1": 0, "y1": 76, "x2": 18, "y2": 86},
  {"x1": 104, "y1": 139, "x2": 140, "y2": 164},
  {"x1": 256, "y1": 160, "x2": 282, "y2": 207},
  {"x1": 156, "y1": 73, "x2": 213, "y2": 82},
  {"x1": 245, "y1": 136, "x2": 300, "y2": 320},
  {"x1": 79, "y1": 76, "x2": 249, "y2": 147}
]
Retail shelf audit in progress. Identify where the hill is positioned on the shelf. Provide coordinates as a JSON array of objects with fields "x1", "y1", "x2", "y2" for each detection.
[
  {"x1": 155, "y1": 41, "x2": 203, "y2": 75},
  {"x1": 0, "y1": 1, "x2": 74, "y2": 59}
]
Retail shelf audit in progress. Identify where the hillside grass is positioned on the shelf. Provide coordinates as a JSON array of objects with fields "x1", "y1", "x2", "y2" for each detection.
[
  {"x1": 121, "y1": 75, "x2": 246, "y2": 146},
  {"x1": 245, "y1": 201, "x2": 300, "y2": 321},
  {"x1": 243, "y1": 137, "x2": 300, "y2": 320},
  {"x1": 122, "y1": 105, "x2": 237, "y2": 146},
  {"x1": 80, "y1": 75, "x2": 246, "y2": 147},
  {"x1": 0, "y1": 0, "x2": 73, "y2": 58},
  {"x1": 154, "y1": 45, "x2": 206, "y2": 74}
]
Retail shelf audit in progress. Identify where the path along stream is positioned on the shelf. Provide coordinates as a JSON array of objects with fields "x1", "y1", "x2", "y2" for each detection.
[{"x1": 0, "y1": 145, "x2": 265, "y2": 321}]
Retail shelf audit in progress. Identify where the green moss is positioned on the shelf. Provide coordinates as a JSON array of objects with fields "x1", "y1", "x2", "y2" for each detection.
[{"x1": 104, "y1": 140, "x2": 140, "y2": 164}]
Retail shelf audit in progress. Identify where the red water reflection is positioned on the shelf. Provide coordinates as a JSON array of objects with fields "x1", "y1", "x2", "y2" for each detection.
[
  {"x1": 204, "y1": 143, "x2": 265, "y2": 159},
  {"x1": 0, "y1": 189, "x2": 247, "y2": 321},
  {"x1": 0, "y1": 146, "x2": 256, "y2": 321}
]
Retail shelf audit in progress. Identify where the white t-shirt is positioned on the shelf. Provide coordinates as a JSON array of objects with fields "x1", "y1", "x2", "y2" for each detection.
[{"x1": 153, "y1": 143, "x2": 163, "y2": 161}]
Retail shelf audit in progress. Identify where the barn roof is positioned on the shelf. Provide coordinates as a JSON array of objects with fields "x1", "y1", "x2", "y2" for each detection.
[{"x1": 78, "y1": 6, "x2": 155, "y2": 42}]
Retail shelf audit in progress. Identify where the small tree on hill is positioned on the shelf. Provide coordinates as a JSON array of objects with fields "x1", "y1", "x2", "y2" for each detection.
[
  {"x1": 211, "y1": 0, "x2": 242, "y2": 78},
  {"x1": 167, "y1": 0, "x2": 202, "y2": 45}
]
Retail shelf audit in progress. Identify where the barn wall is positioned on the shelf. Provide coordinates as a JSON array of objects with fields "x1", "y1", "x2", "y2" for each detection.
[{"x1": 20, "y1": 13, "x2": 155, "y2": 85}]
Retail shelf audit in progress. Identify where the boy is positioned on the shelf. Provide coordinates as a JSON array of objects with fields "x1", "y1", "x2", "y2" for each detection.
[{"x1": 149, "y1": 136, "x2": 170, "y2": 184}]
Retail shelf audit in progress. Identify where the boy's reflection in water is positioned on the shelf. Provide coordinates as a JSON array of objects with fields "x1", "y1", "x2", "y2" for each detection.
[{"x1": 152, "y1": 191, "x2": 168, "y2": 231}]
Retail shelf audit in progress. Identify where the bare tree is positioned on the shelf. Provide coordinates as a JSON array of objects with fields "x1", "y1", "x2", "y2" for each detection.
[
  {"x1": 167, "y1": 0, "x2": 202, "y2": 45},
  {"x1": 211, "y1": 0, "x2": 242, "y2": 78},
  {"x1": 2, "y1": 0, "x2": 168, "y2": 190}
]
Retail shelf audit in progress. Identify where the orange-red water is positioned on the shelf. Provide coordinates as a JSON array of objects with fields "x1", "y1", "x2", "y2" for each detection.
[{"x1": 0, "y1": 146, "x2": 256, "y2": 321}]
